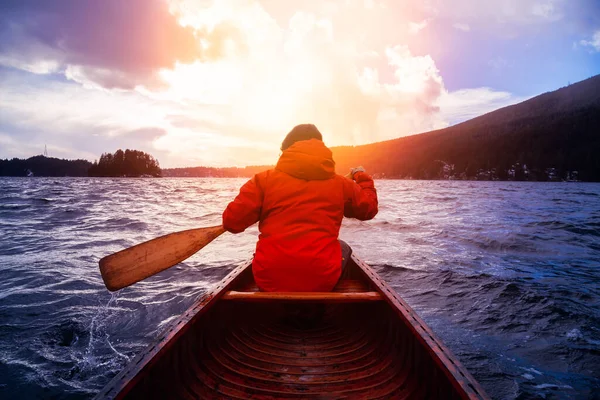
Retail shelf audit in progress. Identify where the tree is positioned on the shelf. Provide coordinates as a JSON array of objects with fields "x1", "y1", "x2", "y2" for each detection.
[{"x1": 88, "y1": 149, "x2": 161, "y2": 177}]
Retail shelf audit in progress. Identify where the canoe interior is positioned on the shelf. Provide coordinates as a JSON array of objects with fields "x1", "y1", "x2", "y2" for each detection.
[{"x1": 97, "y1": 256, "x2": 488, "y2": 400}]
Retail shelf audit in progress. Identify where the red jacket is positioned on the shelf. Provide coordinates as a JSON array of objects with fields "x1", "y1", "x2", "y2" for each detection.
[{"x1": 222, "y1": 139, "x2": 378, "y2": 292}]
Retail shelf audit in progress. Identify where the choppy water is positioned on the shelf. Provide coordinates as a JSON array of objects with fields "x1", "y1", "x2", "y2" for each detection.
[{"x1": 0, "y1": 177, "x2": 599, "y2": 399}]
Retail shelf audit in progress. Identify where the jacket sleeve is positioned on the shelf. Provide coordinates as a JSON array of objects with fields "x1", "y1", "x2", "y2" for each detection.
[
  {"x1": 222, "y1": 174, "x2": 264, "y2": 233},
  {"x1": 343, "y1": 171, "x2": 378, "y2": 220}
]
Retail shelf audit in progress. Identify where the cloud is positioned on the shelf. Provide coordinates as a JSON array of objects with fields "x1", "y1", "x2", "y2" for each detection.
[
  {"x1": 531, "y1": 2, "x2": 560, "y2": 20},
  {"x1": 0, "y1": 0, "x2": 536, "y2": 168},
  {"x1": 453, "y1": 23, "x2": 471, "y2": 32},
  {"x1": 0, "y1": 68, "x2": 173, "y2": 161},
  {"x1": 418, "y1": 0, "x2": 567, "y2": 37},
  {"x1": 580, "y1": 30, "x2": 600, "y2": 52},
  {"x1": 153, "y1": 4, "x2": 451, "y2": 147},
  {"x1": 122, "y1": 128, "x2": 168, "y2": 143},
  {"x1": 0, "y1": 0, "x2": 246, "y2": 89},
  {"x1": 0, "y1": 66, "x2": 276, "y2": 167},
  {"x1": 437, "y1": 87, "x2": 526, "y2": 125},
  {"x1": 488, "y1": 56, "x2": 514, "y2": 69},
  {"x1": 408, "y1": 20, "x2": 429, "y2": 34},
  {"x1": 432, "y1": 0, "x2": 565, "y2": 24}
]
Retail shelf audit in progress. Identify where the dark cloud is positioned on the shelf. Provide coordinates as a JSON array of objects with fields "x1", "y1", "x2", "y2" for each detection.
[
  {"x1": 84, "y1": 127, "x2": 170, "y2": 159},
  {"x1": 0, "y1": 0, "x2": 243, "y2": 89},
  {"x1": 122, "y1": 127, "x2": 168, "y2": 142}
]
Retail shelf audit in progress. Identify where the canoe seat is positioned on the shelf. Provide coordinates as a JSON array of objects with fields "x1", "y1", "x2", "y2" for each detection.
[{"x1": 221, "y1": 279, "x2": 383, "y2": 302}]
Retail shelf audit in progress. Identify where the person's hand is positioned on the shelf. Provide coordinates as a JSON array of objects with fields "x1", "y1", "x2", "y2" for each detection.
[{"x1": 350, "y1": 166, "x2": 365, "y2": 179}]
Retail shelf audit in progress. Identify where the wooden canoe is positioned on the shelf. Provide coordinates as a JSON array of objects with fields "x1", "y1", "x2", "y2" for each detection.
[{"x1": 95, "y1": 254, "x2": 489, "y2": 399}]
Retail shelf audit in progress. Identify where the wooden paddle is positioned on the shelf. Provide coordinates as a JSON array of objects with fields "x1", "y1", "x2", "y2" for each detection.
[
  {"x1": 99, "y1": 170, "x2": 358, "y2": 291},
  {"x1": 99, "y1": 225, "x2": 226, "y2": 291}
]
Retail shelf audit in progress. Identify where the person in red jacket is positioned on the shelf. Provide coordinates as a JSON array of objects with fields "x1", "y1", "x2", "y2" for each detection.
[{"x1": 222, "y1": 124, "x2": 378, "y2": 292}]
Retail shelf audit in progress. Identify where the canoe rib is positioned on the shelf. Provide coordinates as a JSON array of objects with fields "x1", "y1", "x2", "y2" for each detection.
[{"x1": 95, "y1": 255, "x2": 489, "y2": 400}]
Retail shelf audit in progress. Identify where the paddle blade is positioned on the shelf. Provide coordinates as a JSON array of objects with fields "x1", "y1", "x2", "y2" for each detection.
[{"x1": 99, "y1": 225, "x2": 226, "y2": 291}]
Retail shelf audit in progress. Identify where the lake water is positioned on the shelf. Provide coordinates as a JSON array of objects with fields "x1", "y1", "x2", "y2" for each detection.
[{"x1": 0, "y1": 177, "x2": 599, "y2": 399}]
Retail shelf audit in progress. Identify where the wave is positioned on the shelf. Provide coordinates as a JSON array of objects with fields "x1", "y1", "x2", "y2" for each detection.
[
  {"x1": 101, "y1": 218, "x2": 149, "y2": 231},
  {"x1": 1, "y1": 177, "x2": 598, "y2": 399}
]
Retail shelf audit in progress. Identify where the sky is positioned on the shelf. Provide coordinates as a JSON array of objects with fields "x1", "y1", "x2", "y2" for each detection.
[{"x1": 0, "y1": 0, "x2": 599, "y2": 168}]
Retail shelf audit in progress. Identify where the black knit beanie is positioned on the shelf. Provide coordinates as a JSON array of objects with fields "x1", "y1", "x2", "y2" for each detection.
[{"x1": 281, "y1": 124, "x2": 323, "y2": 151}]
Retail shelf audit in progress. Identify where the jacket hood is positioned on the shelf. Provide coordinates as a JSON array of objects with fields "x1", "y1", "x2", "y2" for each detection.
[{"x1": 276, "y1": 139, "x2": 335, "y2": 180}]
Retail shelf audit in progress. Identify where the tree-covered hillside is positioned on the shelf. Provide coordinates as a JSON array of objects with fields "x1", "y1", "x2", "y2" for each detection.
[
  {"x1": 0, "y1": 149, "x2": 161, "y2": 177},
  {"x1": 88, "y1": 149, "x2": 161, "y2": 177},
  {"x1": 332, "y1": 75, "x2": 600, "y2": 181},
  {"x1": 0, "y1": 156, "x2": 92, "y2": 177}
]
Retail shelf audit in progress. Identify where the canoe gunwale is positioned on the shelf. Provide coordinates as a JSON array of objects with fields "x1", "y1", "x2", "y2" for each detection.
[
  {"x1": 93, "y1": 260, "x2": 253, "y2": 400},
  {"x1": 351, "y1": 254, "x2": 489, "y2": 400}
]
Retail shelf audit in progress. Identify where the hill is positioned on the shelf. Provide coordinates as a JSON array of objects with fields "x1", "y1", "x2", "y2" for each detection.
[
  {"x1": 0, "y1": 149, "x2": 161, "y2": 178},
  {"x1": 331, "y1": 75, "x2": 600, "y2": 181},
  {"x1": 0, "y1": 155, "x2": 92, "y2": 177},
  {"x1": 88, "y1": 149, "x2": 161, "y2": 177}
]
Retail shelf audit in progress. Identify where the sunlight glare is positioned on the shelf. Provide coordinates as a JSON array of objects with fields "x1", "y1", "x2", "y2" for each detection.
[{"x1": 160, "y1": 61, "x2": 243, "y2": 104}]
